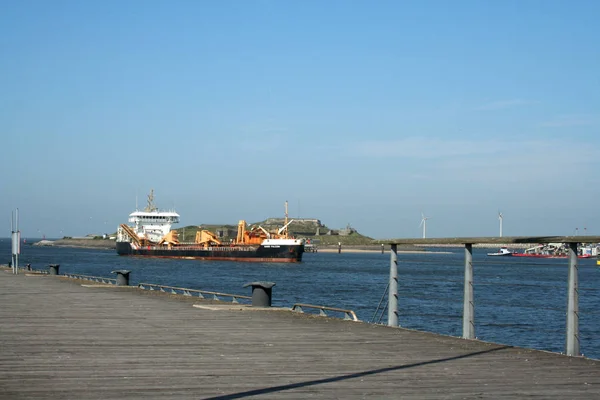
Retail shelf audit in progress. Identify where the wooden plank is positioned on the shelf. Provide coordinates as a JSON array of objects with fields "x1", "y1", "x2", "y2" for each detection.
[
  {"x1": 1, "y1": 270, "x2": 599, "y2": 399},
  {"x1": 380, "y1": 235, "x2": 600, "y2": 245}
]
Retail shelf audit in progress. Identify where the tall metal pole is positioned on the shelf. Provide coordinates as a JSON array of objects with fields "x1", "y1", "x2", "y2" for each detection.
[
  {"x1": 462, "y1": 243, "x2": 474, "y2": 339},
  {"x1": 11, "y1": 211, "x2": 15, "y2": 275},
  {"x1": 566, "y1": 242, "x2": 580, "y2": 356},
  {"x1": 15, "y1": 208, "x2": 19, "y2": 275},
  {"x1": 388, "y1": 244, "x2": 398, "y2": 327}
]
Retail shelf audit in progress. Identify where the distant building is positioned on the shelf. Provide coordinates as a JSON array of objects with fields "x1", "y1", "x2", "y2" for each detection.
[
  {"x1": 263, "y1": 218, "x2": 322, "y2": 227},
  {"x1": 339, "y1": 224, "x2": 357, "y2": 236}
]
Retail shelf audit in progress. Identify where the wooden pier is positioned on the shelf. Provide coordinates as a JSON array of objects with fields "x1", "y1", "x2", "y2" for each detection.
[{"x1": 1, "y1": 268, "x2": 600, "y2": 399}]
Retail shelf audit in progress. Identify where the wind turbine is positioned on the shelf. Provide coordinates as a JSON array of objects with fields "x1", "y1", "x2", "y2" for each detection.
[
  {"x1": 498, "y1": 211, "x2": 503, "y2": 237},
  {"x1": 419, "y1": 212, "x2": 430, "y2": 239}
]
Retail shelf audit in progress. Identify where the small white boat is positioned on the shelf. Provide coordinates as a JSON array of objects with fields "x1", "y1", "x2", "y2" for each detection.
[{"x1": 487, "y1": 247, "x2": 514, "y2": 256}]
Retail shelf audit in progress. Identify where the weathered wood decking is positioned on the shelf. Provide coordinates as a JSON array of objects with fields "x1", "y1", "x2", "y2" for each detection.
[{"x1": 1, "y1": 270, "x2": 599, "y2": 399}]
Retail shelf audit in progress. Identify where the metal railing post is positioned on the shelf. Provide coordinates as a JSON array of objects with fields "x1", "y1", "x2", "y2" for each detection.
[
  {"x1": 566, "y1": 242, "x2": 580, "y2": 356},
  {"x1": 388, "y1": 244, "x2": 398, "y2": 327},
  {"x1": 462, "y1": 243, "x2": 475, "y2": 339}
]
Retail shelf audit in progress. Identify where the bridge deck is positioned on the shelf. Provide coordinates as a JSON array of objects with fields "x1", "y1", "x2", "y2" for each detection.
[{"x1": 1, "y1": 269, "x2": 599, "y2": 399}]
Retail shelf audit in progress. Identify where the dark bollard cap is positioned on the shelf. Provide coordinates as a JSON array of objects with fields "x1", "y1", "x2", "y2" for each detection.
[
  {"x1": 243, "y1": 281, "x2": 276, "y2": 289},
  {"x1": 111, "y1": 270, "x2": 131, "y2": 276},
  {"x1": 48, "y1": 264, "x2": 60, "y2": 275}
]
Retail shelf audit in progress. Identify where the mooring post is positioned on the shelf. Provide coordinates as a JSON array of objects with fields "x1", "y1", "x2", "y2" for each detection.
[
  {"x1": 566, "y1": 242, "x2": 580, "y2": 356},
  {"x1": 243, "y1": 281, "x2": 276, "y2": 307},
  {"x1": 338, "y1": 242, "x2": 341, "y2": 254},
  {"x1": 112, "y1": 270, "x2": 131, "y2": 286},
  {"x1": 381, "y1": 243, "x2": 384, "y2": 254},
  {"x1": 388, "y1": 244, "x2": 399, "y2": 327},
  {"x1": 48, "y1": 264, "x2": 60, "y2": 276},
  {"x1": 462, "y1": 243, "x2": 475, "y2": 339}
]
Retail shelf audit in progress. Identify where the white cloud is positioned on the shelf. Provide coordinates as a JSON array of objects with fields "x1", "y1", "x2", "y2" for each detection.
[
  {"x1": 540, "y1": 114, "x2": 596, "y2": 127},
  {"x1": 353, "y1": 137, "x2": 503, "y2": 158},
  {"x1": 474, "y1": 99, "x2": 536, "y2": 111},
  {"x1": 349, "y1": 136, "x2": 600, "y2": 186}
]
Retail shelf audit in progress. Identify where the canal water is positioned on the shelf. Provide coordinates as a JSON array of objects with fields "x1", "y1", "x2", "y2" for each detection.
[{"x1": 3, "y1": 240, "x2": 599, "y2": 360}]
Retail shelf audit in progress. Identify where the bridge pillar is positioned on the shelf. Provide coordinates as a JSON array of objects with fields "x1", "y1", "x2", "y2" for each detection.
[
  {"x1": 566, "y1": 242, "x2": 580, "y2": 356},
  {"x1": 462, "y1": 244, "x2": 475, "y2": 339},
  {"x1": 388, "y1": 244, "x2": 398, "y2": 327}
]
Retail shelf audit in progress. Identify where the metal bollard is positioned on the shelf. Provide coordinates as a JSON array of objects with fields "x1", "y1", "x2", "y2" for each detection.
[
  {"x1": 48, "y1": 264, "x2": 60, "y2": 275},
  {"x1": 111, "y1": 270, "x2": 131, "y2": 286},
  {"x1": 243, "y1": 281, "x2": 276, "y2": 307}
]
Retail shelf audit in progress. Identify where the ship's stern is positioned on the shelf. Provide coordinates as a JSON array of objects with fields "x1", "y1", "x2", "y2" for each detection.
[{"x1": 259, "y1": 238, "x2": 305, "y2": 262}]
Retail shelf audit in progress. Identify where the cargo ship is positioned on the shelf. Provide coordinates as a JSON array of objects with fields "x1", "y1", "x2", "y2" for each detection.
[{"x1": 116, "y1": 191, "x2": 304, "y2": 262}]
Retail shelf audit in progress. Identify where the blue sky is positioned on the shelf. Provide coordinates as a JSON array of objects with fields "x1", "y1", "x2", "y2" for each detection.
[{"x1": 2, "y1": 0, "x2": 599, "y2": 239}]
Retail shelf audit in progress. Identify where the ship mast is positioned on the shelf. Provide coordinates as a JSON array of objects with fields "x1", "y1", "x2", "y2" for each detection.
[
  {"x1": 145, "y1": 189, "x2": 157, "y2": 212},
  {"x1": 284, "y1": 200, "x2": 289, "y2": 239}
]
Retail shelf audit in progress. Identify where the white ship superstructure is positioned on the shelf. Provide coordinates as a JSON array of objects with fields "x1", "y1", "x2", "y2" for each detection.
[{"x1": 117, "y1": 190, "x2": 180, "y2": 244}]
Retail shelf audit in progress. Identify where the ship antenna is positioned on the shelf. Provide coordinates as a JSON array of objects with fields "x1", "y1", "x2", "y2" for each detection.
[{"x1": 284, "y1": 200, "x2": 289, "y2": 239}]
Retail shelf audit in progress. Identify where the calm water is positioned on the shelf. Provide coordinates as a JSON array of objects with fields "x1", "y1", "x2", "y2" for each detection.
[{"x1": 3, "y1": 240, "x2": 600, "y2": 359}]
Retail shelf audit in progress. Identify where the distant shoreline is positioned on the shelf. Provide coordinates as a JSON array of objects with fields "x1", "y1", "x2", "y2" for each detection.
[
  {"x1": 316, "y1": 248, "x2": 453, "y2": 254},
  {"x1": 33, "y1": 239, "x2": 116, "y2": 250},
  {"x1": 414, "y1": 243, "x2": 533, "y2": 249}
]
